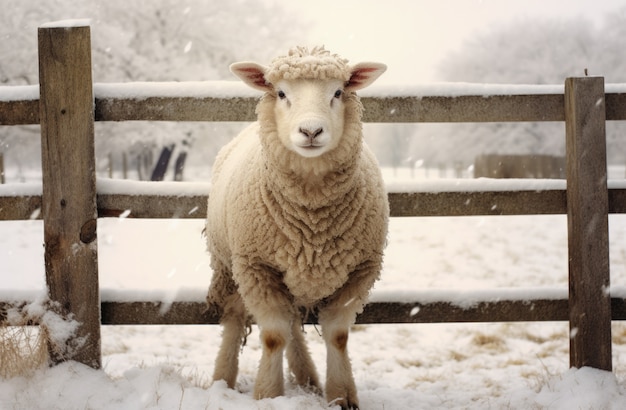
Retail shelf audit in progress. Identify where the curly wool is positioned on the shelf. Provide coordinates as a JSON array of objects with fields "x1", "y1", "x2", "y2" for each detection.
[
  {"x1": 207, "y1": 47, "x2": 387, "y2": 308},
  {"x1": 264, "y1": 46, "x2": 351, "y2": 84},
  {"x1": 208, "y1": 98, "x2": 386, "y2": 308}
]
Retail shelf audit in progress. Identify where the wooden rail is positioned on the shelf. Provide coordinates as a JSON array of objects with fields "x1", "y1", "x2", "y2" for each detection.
[
  {"x1": 97, "y1": 296, "x2": 626, "y2": 325},
  {"x1": 3, "y1": 83, "x2": 626, "y2": 125},
  {"x1": 0, "y1": 23, "x2": 622, "y2": 372},
  {"x1": 4, "y1": 185, "x2": 626, "y2": 220}
]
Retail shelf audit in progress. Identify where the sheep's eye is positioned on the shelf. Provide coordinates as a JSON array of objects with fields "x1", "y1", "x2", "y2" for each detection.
[
  {"x1": 334, "y1": 89, "x2": 343, "y2": 99},
  {"x1": 277, "y1": 90, "x2": 286, "y2": 100}
]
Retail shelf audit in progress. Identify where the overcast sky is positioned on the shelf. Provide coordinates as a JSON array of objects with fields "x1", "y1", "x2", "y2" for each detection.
[{"x1": 273, "y1": 0, "x2": 626, "y2": 84}]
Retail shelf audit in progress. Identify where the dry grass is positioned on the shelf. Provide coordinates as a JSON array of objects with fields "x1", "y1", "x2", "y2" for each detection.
[
  {"x1": 0, "y1": 299, "x2": 78, "y2": 379},
  {"x1": 396, "y1": 358, "x2": 424, "y2": 368},
  {"x1": 448, "y1": 350, "x2": 468, "y2": 362},
  {"x1": 471, "y1": 332, "x2": 507, "y2": 352},
  {"x1": 613, "y1": 323, "x2": 626, "y2": 345},
  {"x1": 0, "y1": 326, "x2": 48, "y2": 379}
]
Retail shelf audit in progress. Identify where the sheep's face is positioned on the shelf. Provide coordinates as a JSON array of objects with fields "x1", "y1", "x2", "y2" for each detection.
[
  {"x1": 230, "y1": 48, "x2": 386, "y2": 159},
  {"x1": 272, "y1": 78, "x2": 346, "y2": 158}
]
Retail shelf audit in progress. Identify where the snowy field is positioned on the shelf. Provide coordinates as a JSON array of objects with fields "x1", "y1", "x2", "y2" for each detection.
[{"x1": 3, "y1": 168, "x2": 626, "y2": 409}]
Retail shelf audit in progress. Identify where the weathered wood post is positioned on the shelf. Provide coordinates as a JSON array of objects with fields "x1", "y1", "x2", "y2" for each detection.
[
  {"x1": 151, "y1": 144, "x2": 175, "y2": 181},
  {"x1": 565, "y1": 77, "x2": 611, "y2": 370},
  {"x1": 38, "y1": 21, "x2": 101, "y2": 368}
]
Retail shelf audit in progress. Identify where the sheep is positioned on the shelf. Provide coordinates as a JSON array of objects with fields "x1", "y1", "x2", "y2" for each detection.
[{"x1": 205, "y1": 46, "x2": 388, "y2": 409}]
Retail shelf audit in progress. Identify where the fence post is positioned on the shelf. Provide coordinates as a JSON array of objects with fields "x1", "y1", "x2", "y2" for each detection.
[
  {"x1": 38, "y1": 22, "x2": 101, "y2": 368},
  {"x1": 565, "y1": 77, "x2": 611, "y2": 371}
]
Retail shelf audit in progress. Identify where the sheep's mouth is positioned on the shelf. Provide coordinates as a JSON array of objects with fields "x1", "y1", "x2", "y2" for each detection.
[
  {"x1": 292, "y1": 141, "x2": 328, "y2": 158},
  {"x1": 295, "y1": 141, "x2": 326, "y2": 150}
]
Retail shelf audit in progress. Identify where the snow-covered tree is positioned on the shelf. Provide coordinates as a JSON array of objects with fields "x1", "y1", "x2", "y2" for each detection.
[
  {"x1": 407, "y1": 11, "x2": 626, "y2": 167},
  {"x1": 1, "y1": 0, "x2": 305, "y2": 83},
  {"x1": 439, "y1": 17, "x2": 600, "y2": 83},
  {"x1": 0, "y1": 0, "x2": 308, "y2": 178}
]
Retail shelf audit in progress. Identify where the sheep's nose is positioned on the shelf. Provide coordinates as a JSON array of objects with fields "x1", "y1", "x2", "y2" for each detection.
[{"x1": 299, "y1": 127, "x2": 323, "y2": 140}]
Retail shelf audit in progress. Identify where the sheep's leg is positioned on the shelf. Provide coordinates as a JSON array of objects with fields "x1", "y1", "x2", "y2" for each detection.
[
  {"x1": 252, "y1": 315, "x2": 292, "y2": 399},
  {"x1": 233, "y1": 262, "x2": 296, "y2": 399},
  {"x1": 286, "y1": 315, "x2": 321, "y2": 394},
  {"x1": 212, "y1": 292, "x2": 247, "y2": 388},
  {"x1": 318, "y1": 308, "x2": 358, "y2": 409},
  {"x1": 207, "y1": 258, "x2": 247, "y2": 388},
  {"x1": 318, "y1": 260, "x2": 382, "y2": 409}
]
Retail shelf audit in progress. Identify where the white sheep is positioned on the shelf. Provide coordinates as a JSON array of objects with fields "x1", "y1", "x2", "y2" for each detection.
[{"x1": 205, "y1": 46, "x2": 388, "y2": 409}]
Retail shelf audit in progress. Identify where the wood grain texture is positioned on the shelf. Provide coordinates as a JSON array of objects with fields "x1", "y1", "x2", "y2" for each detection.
[
  {"x1": 38, "y1": 25, "x2": 101, "y2": 368},
  {"x1": 565, "y1": 77, "x2": 612, "y2": 371}
]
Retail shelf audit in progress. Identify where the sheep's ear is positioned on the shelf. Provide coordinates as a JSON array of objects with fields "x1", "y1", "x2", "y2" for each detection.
[
  {"x1": 230, "y1": 62, "x2": 272, "y2": 92},
  {"x1": 345, "y1": 63, "x2": 387, "y2": 91}
]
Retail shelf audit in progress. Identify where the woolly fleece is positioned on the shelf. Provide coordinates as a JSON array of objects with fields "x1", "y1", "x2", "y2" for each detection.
[
  {"x1": 206, "y1": 45, "x2": 388, "y2": 317},
  {"x1": 264, "y1": 46, "x2": 351, "y2": 84}
]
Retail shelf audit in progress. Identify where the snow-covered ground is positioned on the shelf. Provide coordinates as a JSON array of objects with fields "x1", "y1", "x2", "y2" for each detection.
[{"x1": 3, "y1": 168, "x2": 626, "y2": 409}]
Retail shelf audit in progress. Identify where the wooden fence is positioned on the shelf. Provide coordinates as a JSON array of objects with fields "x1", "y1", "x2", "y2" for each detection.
[
  {"x1": 1, "y1": 23, "x2": 625, "y2": 372},
  {"x1": 474, "y1": 154, "x2": 566, "y2": 179}
]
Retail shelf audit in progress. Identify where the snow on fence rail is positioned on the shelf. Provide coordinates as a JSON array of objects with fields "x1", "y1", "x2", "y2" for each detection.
[{"x1": 0, "y1": 23, "x2": 623, "y2": 372}]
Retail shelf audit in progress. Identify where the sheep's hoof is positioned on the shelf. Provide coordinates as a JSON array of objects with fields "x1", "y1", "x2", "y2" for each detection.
[{"x1": 330, "y1": 398, "x2": 359, "y2": 410}]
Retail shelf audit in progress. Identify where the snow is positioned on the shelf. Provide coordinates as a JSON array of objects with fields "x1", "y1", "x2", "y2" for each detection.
[
  {"x1": 96, "y1": 178, "x2": 210, "y2": 196},
  {"x1": 0, "y1": 177, "x2": 569, "y2": 198},
  {"x1": 386, "y1": 177, "x2": 565, "y2": 193},
  {"x1": 93, "y1": 81, "x2": 261, "y2": 100},
  {"x1": 0, "y1": 179, "x2": 209, "y2": 197},
  {"x1": 100, "y1": 288, "x2": 206, "y2": 303},
  {"x1": 39, "y1": 19, "x2": 91, "y2": 29},
  {"x1": 96, "y1": 81, "x2": 571, "y2": 102},
  {"x1": 606, "y1": 84, "x2": 626, "y2": 94},
  {"x1": 0, "y1": 81, "x2": 260, "y2": 104},
  {"x1": 361, "y1": 83, "x2": 565, "y2": 98},
  {"x1": 610, "y1": 180, "x2": 626, "y2": 189},
  {"x1": 3, "y1": 169, "x2": 626, "y2": 409},
  {"x1": 0, "y1": 182, "x2": 41, "y2": 196},
  {"x1": 534, "y1": 367, "x2": 626, "y2": 408},
  {"x1": 369, "y1": 288, "x2": 567, "y2": 309},
  {"x1": 4, "y1": 81, "x2": 626, "y2": 105},
  {"x1": 0, "y1": 85, "x2": 38, "y2": 102}
]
